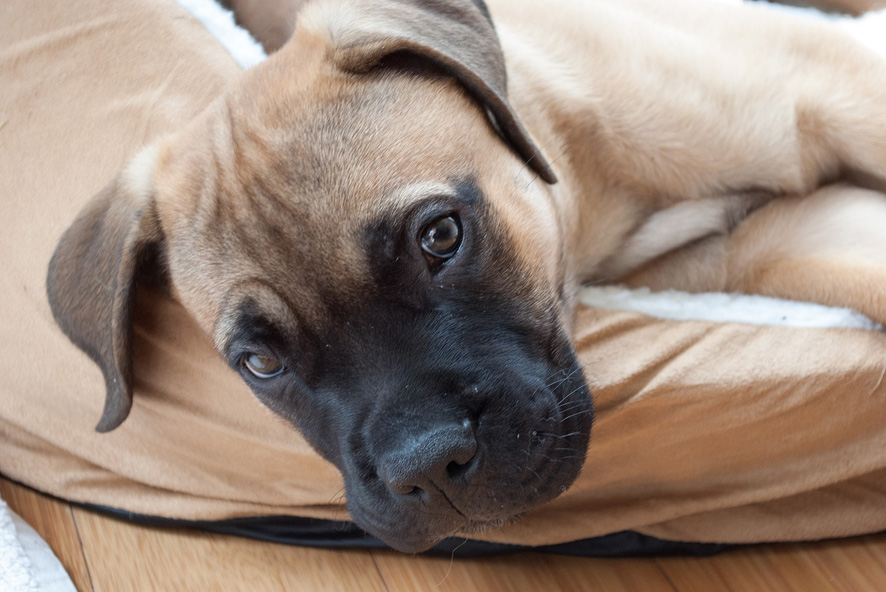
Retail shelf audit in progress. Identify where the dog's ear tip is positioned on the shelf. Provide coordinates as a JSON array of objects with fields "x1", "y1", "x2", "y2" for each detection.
[
  {"x1": 540, "y1": 167, "x2": 558, "y2": 185},
  {"x1": 94, "y1": 385, "x2": 133, "y2": 433},
  {"x1": 94, "y1": 419, "x2": 125, "y2": 433},
  {"x1": 47, "y1": 166, "x2": 158, "y2": 436},
  {"x1": 522, "y1": 148, "x2": 557, "y2": 184},
  {"x1": 94, "y1": 419, "x2": 120, "y2": 434}
]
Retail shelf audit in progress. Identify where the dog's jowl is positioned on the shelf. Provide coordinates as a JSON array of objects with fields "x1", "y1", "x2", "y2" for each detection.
[{"x1": 46, "y1": 0, "x2": 886, "y2": 552}]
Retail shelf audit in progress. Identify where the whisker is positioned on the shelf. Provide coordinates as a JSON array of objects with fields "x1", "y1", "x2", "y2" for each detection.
[
  {"x1": 546, "y1": 366, "x2": 582, "y2": 390},
  {"x1": 557, "y1": 382, "x2": 589, "y2": 406},
  {"x1": 538, "y1": 430, "x2": 584, "y2": 440},
  {"x1": 559, "y1": 409, "x2": 593, "y2": 423},
  {"x1": 557, "y1": 401, "x2": 588, "y2": 412},
  {"x1": 327, "y1": 487, "x2": 346, "y2": 505},
  {"x1": 437, "y1": 538, "x2": 470, "y2": 587},
  {"x1": 513, "y1": 131, "x2": 568, "y2": 188},
  {"x1": 551, "y1": 446, "x2": 578, "y2": 453},
  {"x1": 518, "y1": 134, "x2": 575, "y2": 192}
]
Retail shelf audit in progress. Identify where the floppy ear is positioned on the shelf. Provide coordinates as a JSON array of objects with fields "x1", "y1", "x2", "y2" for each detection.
[
  {"x1": 330, "y1": 0, "x2": 557, "y2": 184},
  {"x1": 47, "y1": 149, "x2": 164, "y2": 433}
]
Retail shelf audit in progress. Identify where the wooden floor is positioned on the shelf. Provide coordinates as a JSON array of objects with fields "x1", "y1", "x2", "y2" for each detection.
[{"x1": 5, "y1": 477, "x2": 886, "y2": 591}]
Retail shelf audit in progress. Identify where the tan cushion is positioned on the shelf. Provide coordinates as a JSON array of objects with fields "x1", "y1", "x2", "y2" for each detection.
[{"x1": 3, "y1": 0, "x2": 886, "y2": 549}]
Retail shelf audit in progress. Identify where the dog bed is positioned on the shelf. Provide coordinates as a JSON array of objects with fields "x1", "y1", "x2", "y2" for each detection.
[{"x1": 3, "y1": 0, "x2": 886, "y2": 556}]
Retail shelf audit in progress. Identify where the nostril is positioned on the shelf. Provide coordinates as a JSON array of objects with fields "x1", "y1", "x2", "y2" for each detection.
[
  {"x1": 445, "y1": 458, "x2": 472, "y2": 480},
  {"x1": 445, "y1": 437, "x2": 478, "y2": 481},
  {"x1": 378, "y1": 421, "x2": 480, "y2": 496},
  {"x1": 382, "y1": 469, "x2": 433, "y2": 500},
  {"x1": 392, "y1": 484, "x2": 425, "y2": 498},
  {"x1": 387, "y1": 481, "x2": 421, "y2": 496}
]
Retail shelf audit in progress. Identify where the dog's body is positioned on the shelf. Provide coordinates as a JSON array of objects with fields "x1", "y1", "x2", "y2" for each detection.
[
  {"x1": 46, "y1": 0, "x2": 886, "y2": 552},
  {"x1": 488, "y1": 0, "x2": 886, "y2": 308}
]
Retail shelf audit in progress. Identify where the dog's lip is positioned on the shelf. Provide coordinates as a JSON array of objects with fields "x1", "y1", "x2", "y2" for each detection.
[
  {"x1": 349, "y1": 429, "x2": 577, "y2": 551},
  {"x1": 377, "y1": 532, "x2": 449, "y2": 554},
  {"x1": 349, "y1": 505, "x2": 465, "y2": 553},
  {"x1": 348, "y1": 478, "x2": 523, "y2": 552},
  {"x1": 355, "y1": 512, "x2": 519, "y2": 554}
]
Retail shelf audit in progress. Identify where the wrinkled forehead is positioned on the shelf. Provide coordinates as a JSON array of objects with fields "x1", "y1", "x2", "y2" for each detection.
[
  {"x1": 227, "y1": 60, "x2": 498, "y2": 213},
  {"x1": 157, "y1": 72, "x2": 486, "y2": 311}
]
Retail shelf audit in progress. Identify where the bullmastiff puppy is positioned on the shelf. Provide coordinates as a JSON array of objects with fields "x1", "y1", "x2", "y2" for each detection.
[{"x1": 47, "y1": 0, "x2": 886, "y2": 552}]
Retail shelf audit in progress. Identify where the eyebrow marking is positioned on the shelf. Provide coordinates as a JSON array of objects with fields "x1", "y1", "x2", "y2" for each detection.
[
  {"x1": 213, "y1": 279, "x2": 301, "y2": 352},
  {"x1": 385, "y1": 181, "x2": 458, "y2": 211}
]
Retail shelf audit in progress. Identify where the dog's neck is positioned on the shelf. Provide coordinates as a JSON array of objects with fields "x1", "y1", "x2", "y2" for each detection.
[{"x1": 494, "y1": 22, "x2": 650, "y2": 287}]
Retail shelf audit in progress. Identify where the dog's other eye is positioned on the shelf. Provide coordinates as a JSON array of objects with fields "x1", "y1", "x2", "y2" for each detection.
[
  {"x1": 419, "y1": 214, "x2": 461, "y2": 260},
  {"x1": 240, "y1": 352, "x2": 285, "y2": 379}
]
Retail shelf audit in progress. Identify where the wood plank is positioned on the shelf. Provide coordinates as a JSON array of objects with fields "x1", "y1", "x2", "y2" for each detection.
[
  {"x1": 7, "y1": 471, "x2": 886, "y2": 592},
  {"x1": 802, "y1": 535, "x2": 886, "y2": 591},
  {"x1": 72, "y1": 507, "x2": 389, "y2": 592},
  {"x1": 0, "y1": 477, "x2": 94, "y2": 592},
  {"x1": 656, "y1": 535, "x2": 886, "y2": 592},
  {"x1": 372, "y1": 548, "x2": 676, "y2": 592}
]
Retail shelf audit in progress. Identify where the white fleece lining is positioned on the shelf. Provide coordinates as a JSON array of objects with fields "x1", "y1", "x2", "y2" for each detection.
[
  {"x1": 0, "y1": 498, "x2": 76, "y2": 592},
  {"x1": 579, "y1": 285, "x2": 882, "y2": 330},
  {"x1": 175, "y1": 0, "x2": 267, "y2": 68}
]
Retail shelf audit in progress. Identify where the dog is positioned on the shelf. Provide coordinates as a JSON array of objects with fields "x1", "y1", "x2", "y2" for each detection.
[{"x1": 46, "y1": 0, "x2": 886, "y2": 552}]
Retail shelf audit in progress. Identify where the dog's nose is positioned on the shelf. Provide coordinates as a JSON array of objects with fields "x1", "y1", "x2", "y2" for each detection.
[{"x1": 377, "y1": 419, "x2": 478, "y2": 497}]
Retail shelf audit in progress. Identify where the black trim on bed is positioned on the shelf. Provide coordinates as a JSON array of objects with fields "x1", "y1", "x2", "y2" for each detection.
[
  {"x1": 84, "y1": 504, "x2": 730, "y2": 557},
  {"x1": 0, "y1": 475, "x2": 732, "y2": 557}
]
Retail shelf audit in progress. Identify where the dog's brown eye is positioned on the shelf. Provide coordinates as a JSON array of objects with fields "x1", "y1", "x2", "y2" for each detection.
[
  {"x1": 240, "y1": 353, "x2": 284, "y2": 379},
  {"x1": 420, "y1": 215, "x2": 461, "y2": 259}
]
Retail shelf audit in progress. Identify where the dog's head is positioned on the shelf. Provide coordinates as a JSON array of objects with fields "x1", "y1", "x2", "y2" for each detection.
[{"x1": 47, "y1": 0, "x2": 592, "y2": 552}]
